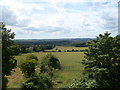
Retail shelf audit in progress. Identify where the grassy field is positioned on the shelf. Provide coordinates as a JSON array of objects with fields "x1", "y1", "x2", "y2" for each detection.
[{"x1": 7, "y1": 46, "x2": 87, "y2": 88}]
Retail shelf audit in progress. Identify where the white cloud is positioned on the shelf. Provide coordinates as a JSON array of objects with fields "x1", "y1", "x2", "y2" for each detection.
[
  {"x1": 0, "y1": 0, "x2": 118, "y2": 39},
  {"x1": 1, "y1": 6, "x2": 18, "y2": 26}
]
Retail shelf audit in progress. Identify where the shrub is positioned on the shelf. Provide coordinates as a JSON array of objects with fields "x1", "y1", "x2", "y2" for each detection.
[
  {"x1": 66, "y1": 78, "x2": 98, "y2": 88},
  {"x1": 40, "y1": 64, "x2": 54, "y2": 77},
  {"x1": 72, "y1": 49, "x2": 74, "y2": 52},
  {"x1": 22, "y1": 73, "x2": 53, "y2": 89},
  {"x1": 40, "y1": 54, "x2": 61, "y2": 77},
  {"x1": 26, "y1": 54, "x2": 38, "y2": 61},
  {"x1": 40, "y1": 54, "x2": 61, "y2": 70},
  {"x1": 58, "y1": 50, "x2": 61, "y2": 52},
  {"x1": 19, "y1": 59, "x2": 37, "y2": 77}
]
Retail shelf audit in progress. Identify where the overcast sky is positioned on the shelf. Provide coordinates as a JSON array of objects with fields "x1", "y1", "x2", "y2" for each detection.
[{"x1": 0, "y1": 0, "x2": 119, "y2": 39}]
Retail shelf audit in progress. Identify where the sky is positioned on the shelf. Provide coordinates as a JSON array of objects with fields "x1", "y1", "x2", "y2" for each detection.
[{"x1": 0, "y1": 0, "x2": 119, "y2": 39}]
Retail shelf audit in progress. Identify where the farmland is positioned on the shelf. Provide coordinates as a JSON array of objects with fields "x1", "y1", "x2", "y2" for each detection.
[{"x1": 7, "y1": 46, "x2": 87, "y2": 88}]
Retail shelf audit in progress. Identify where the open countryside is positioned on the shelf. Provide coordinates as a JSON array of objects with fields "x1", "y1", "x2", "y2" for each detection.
[
  {"x1": 1, "y1": 0, "x2": 120, "y2": 89},
  {"x1": 7, "y1": 46, "x2": 87, "y2": 88}
]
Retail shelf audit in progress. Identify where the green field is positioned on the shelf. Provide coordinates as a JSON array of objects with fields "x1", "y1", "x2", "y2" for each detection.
[{"x1": 7, "y1": 46, "x2": 87, "y2": 88}]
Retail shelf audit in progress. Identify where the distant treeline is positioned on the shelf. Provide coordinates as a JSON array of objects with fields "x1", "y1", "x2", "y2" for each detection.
[
  {"x1": 20, "y1": 45, "x2": 55, "y2": 53},
  {"x1": 14, "y1": 38, "x2": 94, "y2": 47},
  {"x1": 13, "y1": 38, "x2": 94, "y2": 53}
]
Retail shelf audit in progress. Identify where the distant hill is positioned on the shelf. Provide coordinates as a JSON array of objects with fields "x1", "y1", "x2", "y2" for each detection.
[{"x1": 14, "y1": 38, "x2": 95, "y2": 47}]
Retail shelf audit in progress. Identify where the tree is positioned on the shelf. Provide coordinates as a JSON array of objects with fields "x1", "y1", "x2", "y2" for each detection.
[
  {"x1": 22, "y1": 73, "x2": 53, "y2": 89},
  {"x1": 19, "y1": 59, "x2": 37, "y2": 77},
  {"x1": 67, "y1": 32, "x2": 120, "y2": 88},
  {"x1": 72, "y1": 49, "x2": 74, "y2": 52},
  {"x1": 41, "y1": 54, "x2": 61, "y2": 70},
  {"x1": 26, "y1": 54, "x2": 38, "y2": 61},
  {"x1": 58, "y1": 50, "x2": 61, "y2": 52},
  {"x1": 1, "y1": 22, "x2": 17, "y2": 88},
  {"x1": 40, "y1": 54, "x2": 61, "y2": 77},
  {"x1": 82, "y1": 32, "x2": 120, "y2": 88},
  {"x1": 11, "y1": 44, "x2": 20, "y2": 55}
]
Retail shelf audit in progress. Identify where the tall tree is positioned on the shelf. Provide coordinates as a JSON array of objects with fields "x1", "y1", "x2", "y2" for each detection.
[
  {"x1": 82, "y1": 32, "x2": 120, "y2": 88},
  {"x1": 67, "y1": 32, "x2": 120, "y2": 88},
  {"x1": 0, "y1": 22, "x2": 17, "y2": 88}
]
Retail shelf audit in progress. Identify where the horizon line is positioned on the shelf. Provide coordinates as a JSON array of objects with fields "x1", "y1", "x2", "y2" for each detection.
[{"x1": 14, "y1": 37, "x2": 96, "y2": 40}]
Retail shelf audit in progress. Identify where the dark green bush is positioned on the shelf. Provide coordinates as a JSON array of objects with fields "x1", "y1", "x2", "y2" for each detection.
[
  {"x1": 22, "y1": 73, "x2": 53, "y2": 89},
  {"x1": 58, "y1": 50, "x2": 61, "y2": 52},
  {"x1": 19, "y1": 59, "x2": 37, "y2": 77},
  {"x1": 40, "y1": 64, "x2": 54, "y2": 77},
  {"x1": 40, "y1": 54, "x2": 61, "y2": 77},
  {"x1": 26, "y1": 54, "x2": 38, "y2": 61},
  {"x1": 40, "y1": 54, "x2": 61, "y2": 70}
]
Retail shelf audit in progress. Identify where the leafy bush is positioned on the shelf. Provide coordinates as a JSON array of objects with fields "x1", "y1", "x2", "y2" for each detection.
[
  {"x1": 66, "y1": 78, "x2": 98, "y2": 88},
  {"x1": 19, "y1": 59, "x2": 37, "y2": 77},
  {"x1": 22, "y1": 73, "x2": 53, "y2": 89},
  {"x1": 40, "y1": 54, "x2": 61, "y2": 69},
  {"x1": 26, "y1": 54, "x2": 38, "y2": 61},
  {"x1": 20, "y1": 46, "x2": 31, "y2": 53},
  {"x1": 58, "y1": 50, "x2": 61, "y2": 52},
  {"x1": 40, "y1": 64, "x2": 54, "y2": 77},
  {"x1": 72, "y1": 49, "x2": 74, "y2": 52},
  {"x1": 40, "y1": 54, "x2": 61, "y2": 76}
]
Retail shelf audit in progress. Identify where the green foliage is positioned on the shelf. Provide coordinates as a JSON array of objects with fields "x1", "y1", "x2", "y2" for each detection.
[
  {"x1": 19, "y1": 59, "x2": 37, "y2": 77},
  {"x1": 40, "y1": 54, "x2": 61, "y2": 71},
  {"x1": 70, "y1": 41, "x2": 87, "y2": 47},
  {"x1": 33, "y1": 45, "x2": 54, "y2": 52},
  {"x1": 1, "y1": 22, "x2": 17, "y2": 76},
  {"x1": 66, "y1": 32, "x2": 120, "y2": 88},
  {"x1": 12, "y1": 47, "x2": 86, "y2": 88},
  {"x1": 40, "y1": 64, "x2": 54, "y2": 77},
  {"x1": 26, "y1": 54, "x2": 38, "y2": 61},
  {"x1": 81, "y1": 32, "x2": 120, "y2": 88},
  {"x1": 10, "y1": 44, "x2": 20, "y2": 55},
  {"x1": 26, "y1": 48, "x2": 31, "y2": 53},
  {"x1": 2, "y1": 76, "x2": 8, "y2": 88},
  {"x1": 20, "y1": 46, "x2": 31, "y2": 53},
  {"x1": 40, "y1": 54, "x2": 61, "y2": 77},
  {"x1": 1, "y1": 22, "x2": 18, "y2": 88},
  {"x1": 22, "y1": 73, "x2": 53, "y2": 89},
  {"x1": 66, "y1": 78, "x2": 98, "y2": 88},
  {"x1": 14, "y1": 38, "x2": 91, "y2": 47},
  {"x1": 20, "y1": 54, "x2": 53, "y2": 89},
  {"x1": 58, "y1": 50, "x2": 61, "y2": 52}
]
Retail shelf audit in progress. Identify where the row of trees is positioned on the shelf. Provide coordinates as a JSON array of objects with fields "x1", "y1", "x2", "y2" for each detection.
[
  {"x1": 14, "y1": 39, "x2": 89, "y2": 47},
  {"x1": 16, "y1": 44, "x2": 55, "y2": 53},
  {"x1": 32, "y1": 45, "x2": 55, "y2": 52}
]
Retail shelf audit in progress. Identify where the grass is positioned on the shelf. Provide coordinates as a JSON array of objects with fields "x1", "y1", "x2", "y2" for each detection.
[
  {"x1": 7, "y1": 67, "x2": 24, "y2": 88},
  {"x1": 7, "y1": 46, "x2": 87, "y2": 88}
]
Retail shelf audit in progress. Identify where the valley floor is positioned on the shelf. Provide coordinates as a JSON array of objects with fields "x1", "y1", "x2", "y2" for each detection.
[{"x1": 7, "y1": 46, "x2": 87, "y2": 88}]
